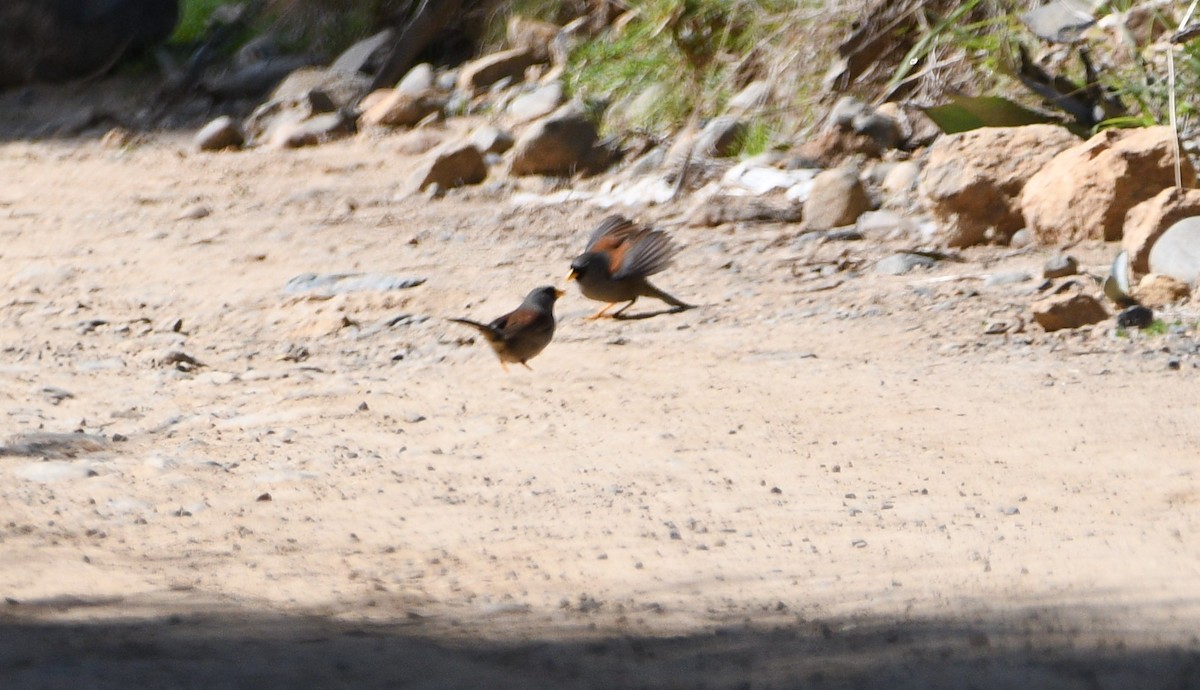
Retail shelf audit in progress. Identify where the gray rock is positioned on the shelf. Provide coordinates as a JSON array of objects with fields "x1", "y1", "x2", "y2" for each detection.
[
  {"x1": 829, "y1": 96, "x2": 868, "y2": 130},
  {"x1": 469, "y1": 125, "x2": 514, "y2": 155},
  {"x1": 985, "y1": 271, "x2": 1033, "y2": 287},
  {"x1": 330, "y1": 28, "x2": 395, "y2": 75},
  {"x1": 195, "y1": 116, "x2": 244, "y2": 152},
  {"x1": 1149, "y1": 217, "x2": 1200, "y2": 284},
  {"x1": 396, "y1": 62, "x2": 435, "y2": 94},
  {"x1": 283, "y1": 273, "x2": 426, "y2": 297},
  {"x1": 0, "y1": 432, "x2": 108, "y2": 458},
  {"x1": 268, "y1": 67, "x2": 369, "y2": 109},
  {"x1": 409, "y1": 141, "x2": 488, "y2": 193},
  {"x1": 268, "y1": 111, "x2": 356, "y2": 149},
  {"x1": 875, "y1": 252, "x2": 938, "y2": 275},
  {"x1": 804, "y1": 167, "x2": 871, "y2": 231},
  {"x1": 507, "y1": 81, "x2": 564, "y2": 123},
  {"x1": 202, "y1": 56, "x2": 317, "y2": 100},
  {"x1": 1009, "y1": 228, "x2": 1035, "y2": 248},
  {"x1": 1043, "y1": 254, "x2": 1079, "y2": 279},
  {"x1": 852, "y1": 110, "x2": 901, "y2": 150},
  {"x1": 729, "y1": 80, "x2": 772, "y2": 111},
  {"x1": 694, "y1": 116, "x2": 747, "y2": 158}
]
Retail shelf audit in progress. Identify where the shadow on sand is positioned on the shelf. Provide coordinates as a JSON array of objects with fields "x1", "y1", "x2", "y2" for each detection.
[{"x1": 2, "y1": 595, "x2": 1198, "y2": 689}]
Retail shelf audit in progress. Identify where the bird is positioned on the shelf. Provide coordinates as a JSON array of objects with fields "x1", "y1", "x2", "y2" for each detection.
[
  {"x1": 567, "y1": 214, "x2": 693, "y2": 319},
  {"x1": 449, "y1": 285, "x2": 564, "y2": 372}
]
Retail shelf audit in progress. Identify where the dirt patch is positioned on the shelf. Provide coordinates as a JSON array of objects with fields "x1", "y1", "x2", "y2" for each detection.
[{"x1": 1, "y1": 128, "x2": 1199, "y2": 688}]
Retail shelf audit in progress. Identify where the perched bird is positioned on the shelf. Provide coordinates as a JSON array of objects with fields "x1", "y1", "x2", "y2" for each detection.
[
  {"x1": 449, "y1": 285, "x2": 564, "y2": 371},
  {"x1": 567, "y1": 214, "x2": 693, "y2": 319}
]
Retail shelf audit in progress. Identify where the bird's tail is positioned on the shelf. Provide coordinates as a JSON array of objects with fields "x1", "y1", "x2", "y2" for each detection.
[
  {"x1": 448, "y1": 318, "x2": 501, "y2": 341},
  {"x1": 644, "y1": 283, "x2": 694, "y2": 310}
]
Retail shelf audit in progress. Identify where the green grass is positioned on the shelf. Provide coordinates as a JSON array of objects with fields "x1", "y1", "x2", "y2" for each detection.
[
  {"x1": 173, "y1": 0, "x2": 230, "y2": 44},
  {"x1": 563, "y1": 0, "x2": 832, "y2": 145}
]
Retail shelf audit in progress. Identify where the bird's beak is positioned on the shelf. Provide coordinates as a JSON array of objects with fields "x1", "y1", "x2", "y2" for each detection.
[
  {"x1": 554, "y1": 287, "x2": 566, "y2": 298},
  {"x1": 566, "y1": 269, "x2": 579, "y2": 282}
]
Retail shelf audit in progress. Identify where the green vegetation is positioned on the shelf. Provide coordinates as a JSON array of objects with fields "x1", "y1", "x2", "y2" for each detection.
[
  {"x1": 558, "y1": 1, "x2": 833, "y2": 146},
  {"x1": 172, "y1": 0, "x2": 390, "y2": 56}
]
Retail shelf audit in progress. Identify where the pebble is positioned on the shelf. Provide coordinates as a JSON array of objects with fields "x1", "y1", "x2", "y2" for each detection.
[
  {"x1": 1043, "y1": 254, "x2": 1079, "y2": 279},
  {"x1": 875, "y1": 252, "x2": 937, "y2": 276},
  {"x1": 984, "y1": 271, "x2": 1032, "y2": 287}
]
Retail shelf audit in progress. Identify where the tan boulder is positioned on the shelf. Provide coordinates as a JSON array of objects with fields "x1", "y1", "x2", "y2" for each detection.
[
  {"x1": 360, "y1": 89, "x2": 446, "y2": 128},
  {"x1": 1121, "y1": 187, "x2": 1200, "y2": 274},
  {"x1": 804, "y1": 167, "x2": 870, "y2": 231},
  {"x1": 1132, "y1": 273, "x2": 1192, "y2": 308},
  {"x1": 1021, "y1": 126, "x2": 1195, "y2": 245},
  {"x1": 1031, "y1": 283, "x2": 1110, "y2": 332},
  {"x1": 457, "y1": 48, "x2": 538, "y2": 93},
  {"x1": 407, "y1": 141, "x2": 487, "y2": 193},
  {"x1": 918, "y1": 124, "x2": 1078, "y2": 247}
]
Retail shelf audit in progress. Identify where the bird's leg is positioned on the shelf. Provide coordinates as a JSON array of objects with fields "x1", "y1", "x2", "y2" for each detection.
[
  {"x1": 521, "y1": 362, "x2": 534, "y2": 371},
  {"x1": 586, "y1": 303, "x2": 616, "y2": 320},
  {"x1": 499, "y1": 361, "x2": 510, "y2": 373},
  {"x1": 612, "y1": 299, "x2": 638, "y2": 317}
]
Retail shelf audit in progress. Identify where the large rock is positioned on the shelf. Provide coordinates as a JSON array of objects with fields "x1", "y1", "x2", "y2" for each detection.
[
  {"x1": 408, "y1": 141, "x2": 487, "y2": 193},
  {"x1": 0, "y1": 0, "x2": 178, "y2": 87},
  {"x1": 918, "y1": 124, "x2": 1078, "y2": 247},
  {"x1": 1121, "y1": 187, "x2": 1200, "y2": 274},
  {"x1": 268, "y1": 67, "x2": 369, "y2": 110},
  {"x1": 804, "y1": 167, "x2": 871, "y2": 231},
  {"x1": 329, "y1": 28, "x2": 394, "y2": 75},
  {"x1": 1148, "y1": 217, "x2": 1200, "y2": 284},
  {"x1": 457, "y1": 48, "x2": 538, "y2": 93},
  {"x1": 1022, "y1": 126, "x2": 1195, "y2": 245},
  {"x1": 1031, "y1": 284, "x2": 1109, "y2": 331},
  {"x1": 509, "y1": 103, "x2": 600, "y2": 177},
  {"x1": 1132, "y1": 273, "x2": 1192, "y2": 307}
]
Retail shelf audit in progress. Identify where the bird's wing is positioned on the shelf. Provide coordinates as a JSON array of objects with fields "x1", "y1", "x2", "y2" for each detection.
[
  {"x1": 584, "y1": 214, "x2": 641, "y2": 253},
  {"x1": 612, "y1": 229, "x2": 678, "y2": 279},
  {"x1": 491, "y1": 308, "x2": 553, "y2": 341}
]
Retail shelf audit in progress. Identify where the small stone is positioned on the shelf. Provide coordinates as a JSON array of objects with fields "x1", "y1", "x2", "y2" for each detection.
[
  {"x1": 1043, "y1": 254, "x2": 1079, "y2": 279},
  {"x1": 506, "y1": 81, "x2": 564, "y2": 123},
  {"x1": 177, "y1": 204, "x2": 211, "y2": 221},
  {"x1": 1009, "y1": 228, "x2": 1035, "y2": 248},
  {"x1": 256, "y1": 493, "x2": 272, "y2": 502},
  {"x1": 194, "y1": 116, "x2": 245, "y2": 151},
  {"x1": 395, "y1": 62, "x2": 436, "y2": 94},
  {"x1": 1168, "y1": 356, "x2": 1182, "y2": 370},
  {"x1": 875, "y1": 252, "x2": 937, "y2": 276},
  {"x1": 984, "y1": 271, "x2": 1032, "y2": 287}
]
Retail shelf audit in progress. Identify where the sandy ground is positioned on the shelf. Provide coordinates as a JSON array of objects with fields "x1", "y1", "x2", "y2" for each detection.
[{"x1": 1, "y1": 126, "x2": 1199, "y2": 689}]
